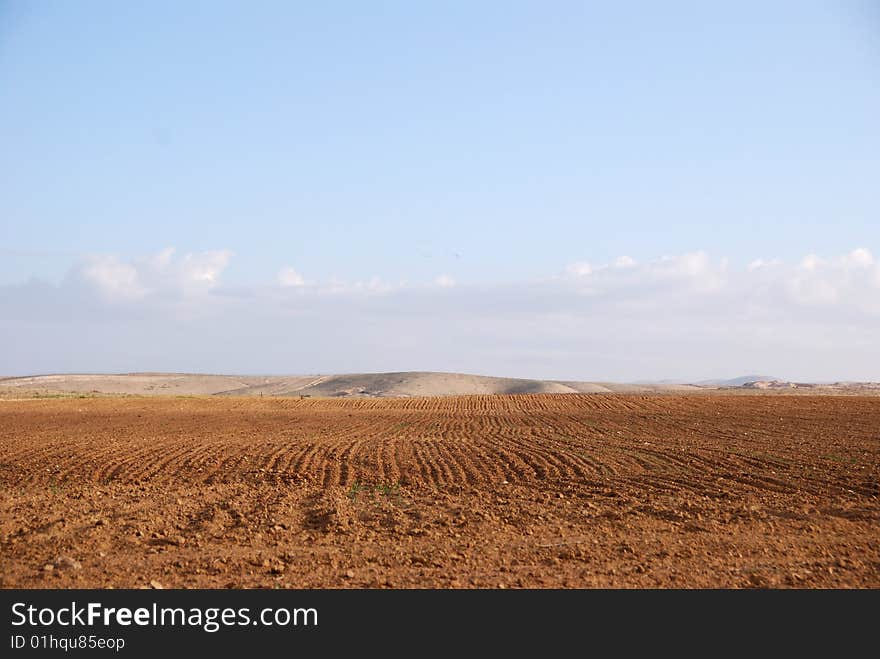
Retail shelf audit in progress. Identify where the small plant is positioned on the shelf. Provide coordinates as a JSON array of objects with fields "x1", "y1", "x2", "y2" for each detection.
[
  {"x1": 375, "y1": 482, "x2": 400, "y2": 498},
  {"x1": 824, "y1": 453, "x2": 858, "y2": 464},
  {"x1": 348, "y1": 480, "x2": 404, "y2": 507},
  {"x1": 348, "y1": 481, "x2": 365, "y2": 501},
  {"x1": 371, "y1": 482, "x2": 405, "y2": 508}
]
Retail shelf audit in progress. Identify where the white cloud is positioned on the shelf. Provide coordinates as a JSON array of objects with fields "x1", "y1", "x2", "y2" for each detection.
[
  {"x1": 74, "y1": 247, "x2": 233, "y2": 300},
  {"x1": 3, "y1": 247, "x2": 879, "y2": 381},
  {"x1": 79, "y1": 257, "x2": 145, "y2": 299},
  {"x1": 434, "y1": 274, "x2": 456, "y2": 288},
  {"x1": 352, "y1": 276, "x2": 393, "y2": 294},
  {"x1": 747, "y1": 258, "x2": 781, "y2": 271},
  {"x1": 565, "y1": 262, "x2": 593, "y2": 277},
  {"x1": 177, "y1": 250, "x2": 232, "y2": 285},
  {"x1": 800, "y1": 254, "x2": 823, "y2": 271},
  {"x1": 563, "y1": 251, "x2": 726, "y2": 296},
  {"x1": 843, "y1": 247, "x2": 873, "y2": 267},
  {"x1": 566, "y1": 251, "x2": 712, "y2": 280},
  {"x1": 277, "y1": 266, "x2": 306, "y2": 287},
  {"x1": 274, "y1": 272, "x2": 406, "y2": 296},
  {"x1": 150, "y1": 246, "x2": 176, "y2": 270},
  {"x1": 649, "y1": 251, "x2": 711, "y2": 277},
  {"x1": 782, "y1": 246, "x2": 880, "y2": 311}
]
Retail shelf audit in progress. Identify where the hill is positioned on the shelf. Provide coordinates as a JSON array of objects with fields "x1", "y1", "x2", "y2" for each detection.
[{"x1": 0, "y1": 372, "x2": 703, "y2": 398}]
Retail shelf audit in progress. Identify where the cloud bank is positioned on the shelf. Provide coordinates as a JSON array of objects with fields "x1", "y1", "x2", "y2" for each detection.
[
  {"x1": 77, "y1": 248, "x2": 234, "y2": 300},
  {"x1": 1, "y1": 247, "x2": 878, "y2": 381}
]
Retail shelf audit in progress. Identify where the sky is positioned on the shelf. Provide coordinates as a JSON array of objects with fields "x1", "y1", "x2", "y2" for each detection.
[{"x1": 1, "y1": 1, "x2": 879, "y2": 381}]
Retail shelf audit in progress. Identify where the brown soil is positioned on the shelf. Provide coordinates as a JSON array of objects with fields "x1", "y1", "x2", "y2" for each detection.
[{"x1": 1, "y1": 394, "x2": 878, "y2": 588}]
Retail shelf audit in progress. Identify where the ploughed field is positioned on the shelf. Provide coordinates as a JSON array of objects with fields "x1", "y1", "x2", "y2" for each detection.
[{"x1": 1, "y1": 394, "x2": 878, "y2": 588}]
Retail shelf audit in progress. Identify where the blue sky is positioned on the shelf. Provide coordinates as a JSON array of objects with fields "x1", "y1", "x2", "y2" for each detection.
[{"x1": 1, "y1": 2, "x2": 879, "y2": 379}]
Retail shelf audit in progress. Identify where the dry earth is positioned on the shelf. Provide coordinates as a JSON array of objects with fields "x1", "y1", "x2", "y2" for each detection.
[{"x1": 1, "y1": 394, "x2": 878, "y2": 588}]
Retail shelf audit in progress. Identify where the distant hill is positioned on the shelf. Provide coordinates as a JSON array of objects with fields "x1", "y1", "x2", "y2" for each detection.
[
  {"x1": 3, "y1": 372, "x2": 878, "y2": 398},
  {"x1": 697, "y1": 375, "x2": 780, "y2": 387},
  {"x1": 0, "y1": 372, "x2": 703, "y2": 398}
]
